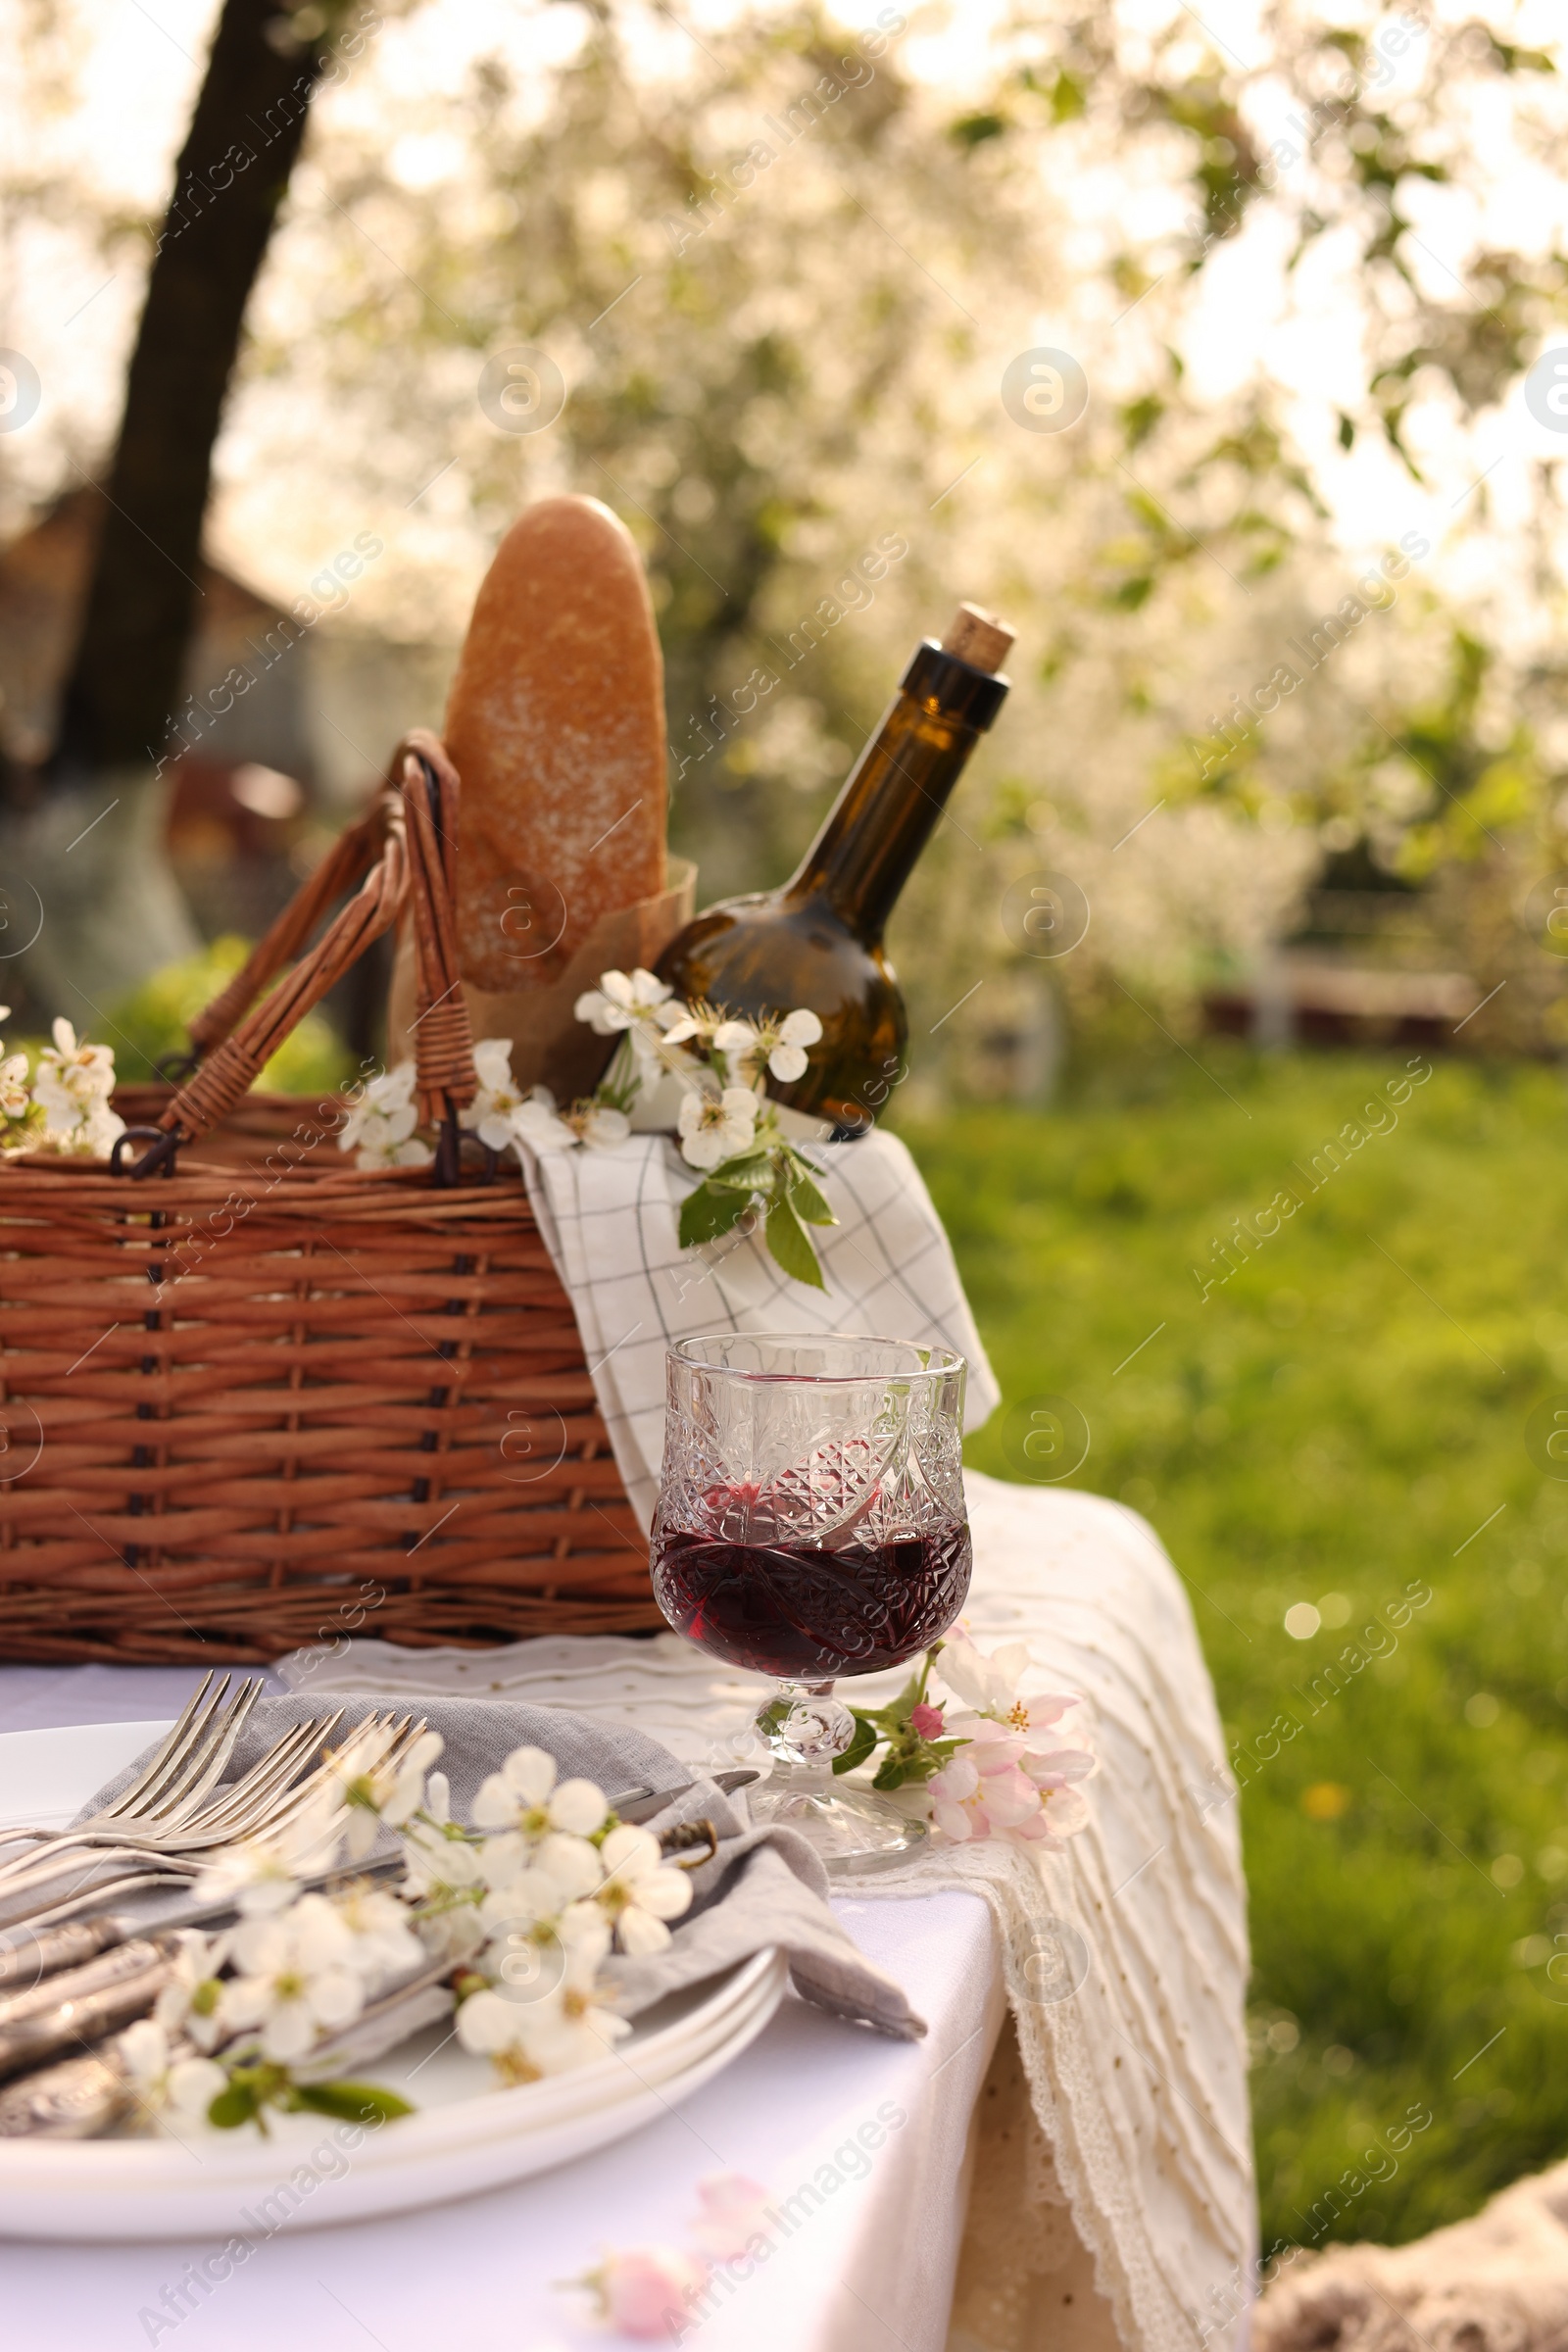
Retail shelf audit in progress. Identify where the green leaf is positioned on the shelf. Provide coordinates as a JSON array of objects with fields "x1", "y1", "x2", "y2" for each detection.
[
  {"x1": 706, "y1": 1152, "x2": 774, "y2": 1191},
  {"x1": 289, "y1": 2081, "x2": 416, "y2": 2125},
  {"x1": 1049, "y1": 67, "x2": 1086, "y2": 122},
  {"x1": 679, "y1": 1182, "x2": 753, "y2": 1248},
  {"x1": 884, "y1": 1739, "x2": 967, "y2": 1787},
  {"x1": 872, "y1": 1753, "x2": 921, "y2": 1791},
  {"x1": 832, "y1": 1714, "x2": 879, "y2": 1777},
  {"x1": 784, "y1": 1162, "x2": 838, "y2": 1228},
  {"x1": 950, "y1": 109, "x2": 1007, "y2": 149},
  {"x1": 765, "y1": 1193, "x2": 825, "y2": 1288},
  {"x1": 207, "y1": 2082, "x2": 261, "y2": 2131}
]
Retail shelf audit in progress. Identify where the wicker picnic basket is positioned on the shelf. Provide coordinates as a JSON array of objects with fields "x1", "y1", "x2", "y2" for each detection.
[{"x1": 0, "y1": 734, "x2": 660, "y2": 1664}]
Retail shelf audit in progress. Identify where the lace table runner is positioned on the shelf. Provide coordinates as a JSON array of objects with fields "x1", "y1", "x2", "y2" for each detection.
[{"x1": 278, "y1": 1472, "x2": 1253, "y2": 2352}]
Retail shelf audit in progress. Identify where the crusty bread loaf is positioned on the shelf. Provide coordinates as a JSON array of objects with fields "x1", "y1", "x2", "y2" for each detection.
[{"x1": 445, "y1": 494, "x2": 667, "y2": 988}]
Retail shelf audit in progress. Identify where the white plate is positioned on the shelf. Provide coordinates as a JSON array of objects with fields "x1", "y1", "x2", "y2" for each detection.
[
  {"x1": 0, "y1": 1720, "x2": 176, "y2": 1830},
  {"x1": 0, "y1": 1723, "x2": 787, "y2": 2239}
]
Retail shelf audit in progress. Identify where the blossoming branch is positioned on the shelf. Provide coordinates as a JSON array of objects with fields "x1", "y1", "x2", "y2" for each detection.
[
  {"x1": 834, "y1": 1628, "x2": 1099, "y2": 1866},
  {"x1": 0, "y1": 1014, "x2": 126, "y2": 1160},
  {"x1": 75, "y1": 1727, "x2": 701, "y2": 2141},
  {"x1": 338, "y1": 967, "x2": 839, "y2": 1287}
]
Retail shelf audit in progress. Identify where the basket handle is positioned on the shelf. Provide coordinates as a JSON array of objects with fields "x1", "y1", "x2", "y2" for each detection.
[{"x1": 124, "y1": 732, "x2": 478, "y2": 1179}]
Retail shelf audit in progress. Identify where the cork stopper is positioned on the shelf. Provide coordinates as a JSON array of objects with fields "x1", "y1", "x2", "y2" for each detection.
[{"x1": 941, "y1": 604, "x2": 1014, "y2": 675}]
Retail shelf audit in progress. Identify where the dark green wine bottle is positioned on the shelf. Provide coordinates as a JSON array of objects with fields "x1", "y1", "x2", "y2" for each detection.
[{"x1": 658, "y1": 606, "x2": 1012, "y2": 1133}]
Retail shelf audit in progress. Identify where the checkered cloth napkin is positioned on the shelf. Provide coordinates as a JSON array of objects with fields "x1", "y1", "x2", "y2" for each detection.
[{"x1": 516, "y1": 1130, "x2": 1000, "y2": 1529}]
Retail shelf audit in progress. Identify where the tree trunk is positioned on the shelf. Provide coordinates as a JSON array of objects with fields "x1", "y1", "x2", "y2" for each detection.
[{"x1": 51, "y1": 0, "x2": 356, "y2": 779}]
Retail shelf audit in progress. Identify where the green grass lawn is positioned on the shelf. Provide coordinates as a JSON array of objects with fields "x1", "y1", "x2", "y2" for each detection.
[{"x1": 901, "y1": 1043, "x2": 1568, "y2": 2256}]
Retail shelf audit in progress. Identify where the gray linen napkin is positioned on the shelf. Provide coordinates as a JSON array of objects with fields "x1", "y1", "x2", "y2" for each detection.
[{"x1": 78, "y1": 1694, "x2": 925, "y2": 2041}]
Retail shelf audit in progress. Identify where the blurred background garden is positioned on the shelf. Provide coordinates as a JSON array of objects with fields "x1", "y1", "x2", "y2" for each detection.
[{"x1": 4, "y1": 0, "x2": 1568, "y2": 2269}]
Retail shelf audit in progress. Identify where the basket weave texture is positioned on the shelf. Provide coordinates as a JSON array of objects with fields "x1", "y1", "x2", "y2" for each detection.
[{"x1": 0, "y1": 742, "x2": 658, "y2": 1662}]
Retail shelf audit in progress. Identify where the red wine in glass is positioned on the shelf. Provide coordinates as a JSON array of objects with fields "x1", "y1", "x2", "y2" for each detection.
[
  {"x1": 653, "y1": 1333, "x2": 972, "y2": 1871},
  {"x1": 653, "y1": 1506, "x2": 972, "y2": 1682}
]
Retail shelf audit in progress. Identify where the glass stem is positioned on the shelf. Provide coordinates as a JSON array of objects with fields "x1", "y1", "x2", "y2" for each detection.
[{"x1": 757, "y1": 1680, "x2": 856, "y2": 1784}]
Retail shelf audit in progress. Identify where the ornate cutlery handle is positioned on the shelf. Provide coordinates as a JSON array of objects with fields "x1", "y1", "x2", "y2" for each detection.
[
  {"x1": 0, "y1": 1939, "x2": 173, "y2": 2084},
  {"x1": 0, "y1": 2047, "x2": 130, "y2": 2138},
  {"x1": 0, "y1": 1934, "x2": 172, "y2": 2032},
  {"x1": 0, "y1": 1915, "x2": 119, "y2": 1994}
]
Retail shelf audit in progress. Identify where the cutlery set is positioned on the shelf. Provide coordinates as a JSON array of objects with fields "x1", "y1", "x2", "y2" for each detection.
[{"x1": 0, "y1": 1677, "x2": 753, "y2": 2135}]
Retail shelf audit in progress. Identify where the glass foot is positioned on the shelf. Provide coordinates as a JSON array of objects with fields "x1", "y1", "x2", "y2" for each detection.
[{"x1": 747, "y1": 1774, "x2": 929, "y2": 1875}]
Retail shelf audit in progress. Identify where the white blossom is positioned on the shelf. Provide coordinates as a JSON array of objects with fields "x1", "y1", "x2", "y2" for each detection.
[
  {"x1": 338, "y1": 1062, "x2": 433, "y2": 1172},
  {"x1": 193, "y1": 1803, "x2": 339, "y2": 1917},
  {"x1": 38, "y1": 1016, "x2": 115, "y2": 1101},
  {"x1": 460, "y1": 1036, "x2": 530, "y2": 1152},
  {"x1": 507, "y1": 1085, "x2": 631, "y2": 1157},
  {"x1": 457, "y1": 1943, "x2": 630, "y2": 2082},
  {"x1": 471, "y1": 1744, "x2": 609, "y2": 1843},
  {"x1": 710, "y1": 1018, "x2": 760, "y2": 1060},
  {"x1": 765, "y1": 1007, "x2": 823, "y2": 1084},
  {"x1": 399, "y1": 1814, "x2": 486, "y2": 1899},
  {"x1": 327, "y1": 1881, "x2": 427, "y2": 1987},
  {"x1": 592, "y1": 1824, "x2": 694, "y2": 1956},
  {"x1": 478, "y1": 1830, "x2": 604, "y2": 1912},
  {"x1": 710, "y1": 1007, "x2": 824, "y2": 1087},
  {"x1": 326, "y1": 1723, "x2": 444, "y2": 1860},
  {"x1": 0, "y1": 1052, "x2": 28, "y2": 1121},
  {"x1": 572, "y1": 968, "x2": 673, "y2": 1035},
  {"x1": 657, "y1": 1010, "x2": 707, "y2": 1049},
  {"x1": 936, "y1": 1629, "x2": 1093, "y2": 1746},
  {"x1": 218, "y1": 1898, "x2": 368, "y2": 2061},
  {"x1": 574, "y1": 1101, "x2": 632, "y2": 1150},
  {"x1": 151, "y1": 1928, "x2": 230, "y2": 2053},
  {"x1": 32, "y1": 1017, "x2": 123, "y2": 1157},
  {"x1": 677, "y1": 1085, "x2": 760, "y2": 1171},
  {"x1": 399, "y1": 1814, "x2": 489, "y2": 1961},
  {"x1": 117, "y1": 2018, "x2": 226, "y2": 2132},
  {"x1": 511, "y1": 1084, "x2": 581, "y2": 1152},
  {"x1": 517, "y1": 1953, "x2": 633, "y2": 2075}
]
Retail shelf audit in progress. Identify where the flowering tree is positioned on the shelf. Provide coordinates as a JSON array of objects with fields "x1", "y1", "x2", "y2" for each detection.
[{"x1": 6, "y1": 1, "x2": 1568, "y2": 1044}]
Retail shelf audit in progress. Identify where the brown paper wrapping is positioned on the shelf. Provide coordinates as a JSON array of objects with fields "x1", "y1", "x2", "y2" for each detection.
[{"x1": 388, "y1": 858, "x2": 697, "y2": 1103}]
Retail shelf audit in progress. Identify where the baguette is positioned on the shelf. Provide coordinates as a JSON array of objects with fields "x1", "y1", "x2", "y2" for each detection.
[{"x1": 445, "y1": 494, "x2": 667, "y2": 988}]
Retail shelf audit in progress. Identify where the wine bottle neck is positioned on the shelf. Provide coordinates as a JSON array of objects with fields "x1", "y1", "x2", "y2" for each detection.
[{"x1": 784, "y1": 645, "x2": 1006, "y2": 945}]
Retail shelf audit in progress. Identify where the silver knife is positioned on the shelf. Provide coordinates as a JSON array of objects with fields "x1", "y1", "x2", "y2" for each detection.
[
  {"x1": 0, "y1": 1958, "x2": 462, "y2": 2139},
  {"x1": 0, "y1": 1851, "x2": 405, "y2": 1995},
  {"x1": 0, "y1": 2044, "x2": 131, "y2": 2139},
  {"x1": 0, "y1": 1936, "x2": 177, "y2": 2085}
]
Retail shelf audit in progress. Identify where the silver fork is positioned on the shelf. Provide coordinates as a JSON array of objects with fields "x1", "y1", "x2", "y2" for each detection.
[
  {"x1": 0, "y1": 1714, "x2": 421, "y2": 1930},
  {"x1": 12, "y1": 1716, "x2": 348, "y2": 1866},
  {"x1": 0, "y1": 1711, "x2": 378, "y2": 1887},
  {"x1": 0, "y1": 1672, "x2": 265, "y2": 1862}
]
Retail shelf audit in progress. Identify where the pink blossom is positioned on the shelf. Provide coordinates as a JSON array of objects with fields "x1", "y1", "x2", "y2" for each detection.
[
  {"x1": 691, "y1": 2170, "x2": 771, "y2": 2260},
  {"x1": 1018, "y1": 1734, "x2": 1098, "y2": 1792},
  {"x1": 935, "y1": 1627, "x2": 1086, "y2": 1740},
  {"x1": 910, "y1": 1701, "x2": 946, "y2": 1740},
  {"x1": 1039, "y1": 1785, "x2": 1092, "y2": 1837},
  {"x1": 928, "y1": 1721, "x2": 1044, "y2": 1842},
  {"x1": 590, "y1": 2246, "x2": 710, "y2": 2338},
  {"x1": 923, "y1": 1629, "x2": 1099, "y2": 1864}
]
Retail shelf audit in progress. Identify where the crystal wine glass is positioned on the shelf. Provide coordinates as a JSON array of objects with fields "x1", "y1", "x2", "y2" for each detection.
[{"x1": 651, "y1": 1333, "x2": 972, "y2": 1871}]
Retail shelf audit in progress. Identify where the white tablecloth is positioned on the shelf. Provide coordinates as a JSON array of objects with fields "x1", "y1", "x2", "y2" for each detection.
[
  {"x1": 0, "y1": 1680, "x2": 1001, "y2": 2352},
  {"x1": 0, "y1": 1476, "x2": 1254, "y2": 2352}
]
